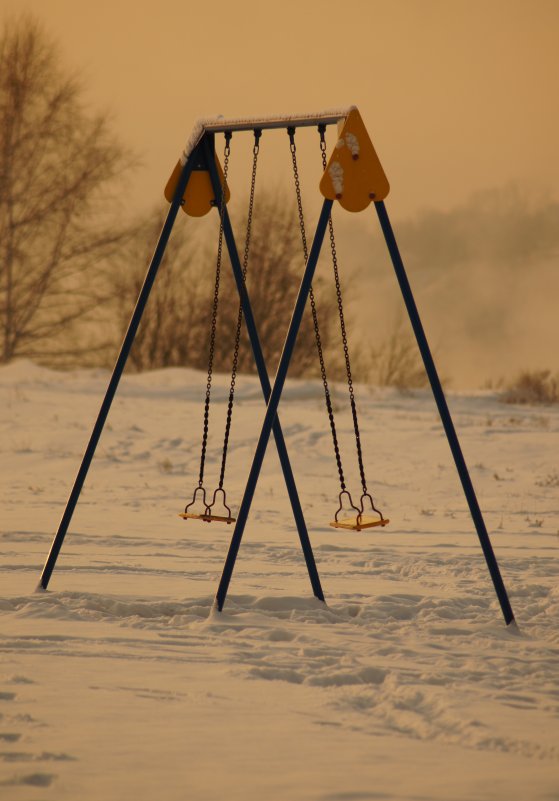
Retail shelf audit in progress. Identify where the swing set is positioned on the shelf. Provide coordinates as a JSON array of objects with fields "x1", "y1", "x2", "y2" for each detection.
[
  {"x1": 178, "y1": 119, "x2": 387, "y2": 534},
  {"x1": 37, "y1": 107, "x2": 515, "y2": 626}
]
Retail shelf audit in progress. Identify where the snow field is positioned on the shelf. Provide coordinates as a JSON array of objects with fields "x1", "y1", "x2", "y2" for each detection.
[{"x1": 1, "y1": 361, "x2": 558, "y2": 800}]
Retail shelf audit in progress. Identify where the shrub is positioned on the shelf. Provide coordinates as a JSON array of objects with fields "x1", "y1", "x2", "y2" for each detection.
[
  {"x1": 108, "y1": 191, "x2": 342, "y2": 377},
  {"x1": 500, "y1": 369, "x2": 558, "y2": 405},
  {"x1": 354, "y1": 319, "x2": 429, "y2": 390}
]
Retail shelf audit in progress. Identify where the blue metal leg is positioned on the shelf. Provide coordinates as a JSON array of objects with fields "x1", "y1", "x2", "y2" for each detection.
[
  {"x1": 215, "y1": 199, "x2": 333, "y2": 611},
  {"x1": 38, "y1": 156, "x2": 196, "y2": 591},
  {"x1": 202, "y1": 138, "x2": 325, "y2": 603},
  {"x1": 375, "y1": 200, "x2": 515, "y2": 626}
]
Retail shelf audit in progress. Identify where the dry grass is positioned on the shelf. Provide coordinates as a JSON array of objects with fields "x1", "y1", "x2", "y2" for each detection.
[{"x1": 500, "y1": 369, "x2": 558, "y2": 405}]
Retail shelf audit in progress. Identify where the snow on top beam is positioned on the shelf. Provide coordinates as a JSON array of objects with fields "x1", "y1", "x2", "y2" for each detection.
[{"x1": 181, "y1": 106, "x2": 356, "y2": 163}]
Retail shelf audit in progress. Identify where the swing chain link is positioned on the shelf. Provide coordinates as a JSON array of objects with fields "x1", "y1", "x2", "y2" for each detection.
[
  {"x1": 198, "y1": 133, "x2": 231, "y2": 489},
  {"x1": 218, "y1": 129, "x2": 261, "y2": 490},
  {"x1": 319, "y1": 126, "x2": 368, "y2": 496},
  {"x1": 288, "y1": 127, "x2": 346, "y2": 492}
]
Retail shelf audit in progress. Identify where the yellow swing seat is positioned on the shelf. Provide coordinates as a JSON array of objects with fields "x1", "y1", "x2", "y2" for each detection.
[
  {"x1": 178, "y1": 511, "x2": 236, "y2": 524},
  {"x1": 179, "y1": 487, "x2": 236, "y2": 524},
  {"x1": 330, "y1": 491, "x2": 389, "y2": 532},
  {"x1": 330, "y1": 515, "x2": 389, "y2": 532}
]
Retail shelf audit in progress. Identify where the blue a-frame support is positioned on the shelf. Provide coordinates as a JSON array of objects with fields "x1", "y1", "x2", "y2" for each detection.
[{"x1": 38, "y1": 115, "x2": 515, "y2": 626}]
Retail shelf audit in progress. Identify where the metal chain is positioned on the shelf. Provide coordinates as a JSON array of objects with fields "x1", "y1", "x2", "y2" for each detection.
[
  {"x1": 319, "y1": 127, "x2": 368, "y2": 495},
  {"x1": 197, "y1": 133, "x2": 231, "y2": 488},
  {"x1": 288, "y1": 127, "x2": 346, "y2": 492},
  {"x1": 218, "y1": 129, "x2": 261, "y2": 489}
]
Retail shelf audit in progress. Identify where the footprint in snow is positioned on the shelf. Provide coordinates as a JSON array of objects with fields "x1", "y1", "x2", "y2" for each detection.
[{"x1": 0, "y1": 771, "x2": 56, "y2": 788}]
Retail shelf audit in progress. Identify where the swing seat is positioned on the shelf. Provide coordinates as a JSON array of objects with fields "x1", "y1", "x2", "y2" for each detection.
[
  {"x1": 179, "y1": 512, "x2": 236, "y2": 524},
  {"x1": 203, "y1": 512, "x2": 236, "y2": 524},
  {"x1": 330, "y1": 516, "x2": 390, "y2": 531}
]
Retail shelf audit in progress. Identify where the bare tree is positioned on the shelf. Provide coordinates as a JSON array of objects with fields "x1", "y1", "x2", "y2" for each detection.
[
  {"x1": 110, "y1": 190, "x2": 343, "y2": 378},
  {"x1": 216, "y1": 191, "x2": 341, "y2": 378},
  {"x1": 0, "y1": 15, "x2": 135, "y2": 364},
  {"x1": 107, "y1": 209, "x2": 211, "y2": 372}
]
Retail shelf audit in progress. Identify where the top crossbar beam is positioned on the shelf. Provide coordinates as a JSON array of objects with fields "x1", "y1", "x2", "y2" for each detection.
[
  {"x1": 202, "y1": 112, "x2": 351, "y2": 133},
  {"x1": 181, "y1": 107, "x2": 354, "y2": 161}
]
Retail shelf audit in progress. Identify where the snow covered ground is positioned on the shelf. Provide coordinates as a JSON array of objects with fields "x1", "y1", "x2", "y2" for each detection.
[{"x1": 1, "y1": 360, "x2": 558, "y2": 800}]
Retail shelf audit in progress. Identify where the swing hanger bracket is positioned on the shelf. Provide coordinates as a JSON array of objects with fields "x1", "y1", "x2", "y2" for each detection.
[
  {"x1": 164, "y1": 134, "x2": 231, "y2": 218},
  {"x1": 319, "y1": 107, "x2": 390, "y2": 212}
]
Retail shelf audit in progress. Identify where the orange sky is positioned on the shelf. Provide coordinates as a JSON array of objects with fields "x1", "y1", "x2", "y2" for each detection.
[{"x1": 2, "y1": 0, "x2": 558, "y2": 220}]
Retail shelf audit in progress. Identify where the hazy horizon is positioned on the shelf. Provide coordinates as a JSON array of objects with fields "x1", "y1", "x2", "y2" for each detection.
[{"x1": 1, "y1": 0, "x2": 557, "y2": 388}]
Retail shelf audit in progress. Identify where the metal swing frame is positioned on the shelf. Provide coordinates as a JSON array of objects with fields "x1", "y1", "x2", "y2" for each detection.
[{"x1": 37, "y1": 108, "x2": 516, "y2": 627}]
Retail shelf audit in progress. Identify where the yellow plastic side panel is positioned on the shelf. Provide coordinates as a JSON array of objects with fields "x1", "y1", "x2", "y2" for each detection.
[
  {"x1": 164, "y1": 154, "x2": 230, "y2": 218},
  {"x1": 319, "y1": 107, "x2": 389, "y2": 212}
]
